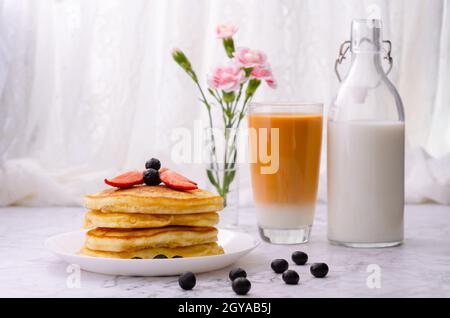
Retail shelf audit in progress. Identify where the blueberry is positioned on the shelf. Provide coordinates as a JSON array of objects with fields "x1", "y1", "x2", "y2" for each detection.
[
  {"x1": 178, "y1": 271, "x2": 196, "y2": 290},
  {"x1": 232, "y1": 277, "x2": 251, "y2": 295},
  {"x1": 282, "y1": 270, "x2": 300, "y2": 285},
  {"x1": 145, "y1": 158, "x2": 161, "y2": 170},
  {"x1": 132, "y1": 257, "x2": 142, "y2": 259},
  {"x1": 310, "y1": 263, "x2": 329, "y2": 278},
  {"x1": 229, "y1": 268, "x2": 247, "y2": 281},
  {"x1": 292, "y1": 251, "x2": 308, "y2": 265},
  {"x1": 153, "y1": 254, "x2": 167, "y2": 259},
  {"x1": 271, "y1": 259, "x2": 289, "y2": 273},
  {"x1": 144, "y1": 168, "x2": 160, "y2": 186},
  {"x1": 173, "y1": 255, "x2": 183, "y2": 259}
]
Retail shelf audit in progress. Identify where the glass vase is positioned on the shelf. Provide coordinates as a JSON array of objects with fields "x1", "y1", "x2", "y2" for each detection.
[
  {"x1": 206, "y1": 167, "x2": 239, "y2": 228},
  {"x1": 204, "y1": 126, "x2": 240, "y2": 228}
]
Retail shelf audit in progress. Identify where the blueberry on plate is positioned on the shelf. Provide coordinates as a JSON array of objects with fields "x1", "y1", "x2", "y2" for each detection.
[
  {"x1": 282, "y1": 270, "x2": 300, "y2": 285},
  {"x1": 132, "y1": 257, "x2": 142, "y2": 259},
  {"x1": 179, "y1": 271, "x2": 196, "y2": 290},
  {"x1": 153, "y1": 254, "x2": 167, "y2": 259},
  {"x1": 143, "y1": 168, "x2": 160, "y2": 186},
  {"x1": 229, "y1": 268, "x2": 247, "y2": 281},
  {"x1": 232, "y1": 277, "x2": 251, "y2": 295},
  {"x1": 145, "y1": 158, "x2": 161, "y2": 170},
  {"x1": 271, "y1": 259, "x2": 289, "y2": 273},
  {"x1": 292, "y1": 251, "x2": 308, "y2": 265},
  {"x1": 172, "y1": 255, "x2": 183, "y2": 259},
  {"x1": 310, "y1": 263, "x2": 329, "y2": 278}
]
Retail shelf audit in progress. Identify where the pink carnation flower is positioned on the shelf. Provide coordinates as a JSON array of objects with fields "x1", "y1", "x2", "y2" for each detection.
[
  {"x1": 208, "y1": 65, "x2": 246, "y2": 92},
  {"x1": 251, "y1": 65, "x2": 277, "y2": 89},
  {"x1": 251, "y1": 65, "x2": 273, "y2": 80},
  {"x1": 216, "y1": 24, "x2": 238, "y2": 39},
  {"x1": 234, "y1": 47, "x2": 267, "y2": 68}
]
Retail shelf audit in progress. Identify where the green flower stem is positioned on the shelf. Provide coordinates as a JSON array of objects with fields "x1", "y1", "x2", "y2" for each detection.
[
  {"x1": 219, "y1": 92, "x2": 254, "y2": 202},
  {"x1": 190, "y1": 78, "x2": 222, "y2": 186},
  {"x1": 231, "y1": 83, "x2": 244, "y2": 116},
  {"x1": 226, "y1": 94, "x2": 253, "y2": 168},
  {"x1": 172, "y1": 49, "x2": 265, "y2": 207},
  {"x1": 214, "y1": 78, "x2": 258, "y2": 203},
  {"x1": 208, "y1": 89, "x2": 227, "y2": 123}
]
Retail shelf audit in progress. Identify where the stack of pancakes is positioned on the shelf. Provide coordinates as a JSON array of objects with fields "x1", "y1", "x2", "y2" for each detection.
[{"x1": 80, "y1": 185, "x2": 224, "y2": 259}]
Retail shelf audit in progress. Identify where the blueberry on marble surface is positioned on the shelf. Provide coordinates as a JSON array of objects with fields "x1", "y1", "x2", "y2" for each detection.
[
  {"x1": 292, "y1": 251, "x2": 308, "y2": 265},
  {"x1": 310, "y1": 263, "x2": 329, "y2": 278},
  {"x1": 282, "y1": 270, "x2": 300, "y2": 285},
  {"x1": 271, "y1": 259, "x2": 289, "y2": 273},
  {"x1": 229, "y1": 267, "x2": 247, "y2": 281},
  {"x1": 179, "y1": 271, "x2": 196, "y2": 290},
  {"x1": 232, "y1": 277, "x2": 251, "y2": 295}
]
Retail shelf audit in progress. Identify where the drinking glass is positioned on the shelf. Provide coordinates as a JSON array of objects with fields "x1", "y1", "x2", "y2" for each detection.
[{"x1": 248, "y1": 102, "x2": 323, "y2": 244}]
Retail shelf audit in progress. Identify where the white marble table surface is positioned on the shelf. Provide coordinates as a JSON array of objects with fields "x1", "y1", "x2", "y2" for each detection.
[{"x1": 0, "y1": 204, "x2": 449, "y2": 298}]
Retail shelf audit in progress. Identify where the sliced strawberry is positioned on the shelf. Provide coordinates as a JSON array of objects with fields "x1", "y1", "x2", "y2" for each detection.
[
  {"x1": 160, "y1": 170, "x2": 198, "y2": 190},
  {"x1": 160, "y1": 168, "x2": 197, "y2": 185},
  {"x1": 159, "y1": 167, "x2": 169, "y2": 174},
  {"x1": 182, "y1": 175, "x2": 198, "y2": 186},
  {"x1": 104, "y1": 170, "x2": 144, "y2": 188}
]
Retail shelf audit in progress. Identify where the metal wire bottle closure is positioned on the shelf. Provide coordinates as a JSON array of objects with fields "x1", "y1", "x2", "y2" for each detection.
[{"x1": 334, "y1": 40, "x2": 393, "y2": 82}]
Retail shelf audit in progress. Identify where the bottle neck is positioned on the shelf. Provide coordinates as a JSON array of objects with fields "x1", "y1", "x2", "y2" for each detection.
[
  {"x1": 348, "y1": 20, "x2": 385, "y2": 82},
  {"x1": 347, "y1": 51, "x2": 384, "y2": 84}
]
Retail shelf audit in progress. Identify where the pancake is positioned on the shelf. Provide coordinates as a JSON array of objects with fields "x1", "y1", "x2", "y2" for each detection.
[
  {"x1": 85, "y1": 185, "x2": 223, "y2": 214},
  {"x1": 79, "y1": 242, "x2": 224, "y2": 259},
  {"x1": 85, "y1": 226, "x2": 218, "y2": 252},
  {"x1": 84, "y1": 210, "x2": 219, "y2": 228}
]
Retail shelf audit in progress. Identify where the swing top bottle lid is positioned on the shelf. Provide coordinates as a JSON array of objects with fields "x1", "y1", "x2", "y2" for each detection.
[{"x1": 351, "y1": 19, "x2": 382, "y2": 53}]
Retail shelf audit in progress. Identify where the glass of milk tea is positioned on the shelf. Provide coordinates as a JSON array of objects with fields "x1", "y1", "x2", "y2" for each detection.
[
  {"x1": 328, "y1": 19, "x2": 405, "y2": 247},
  {"x1": 248, "y1": 102, "x2": 323, "y2": 244}
]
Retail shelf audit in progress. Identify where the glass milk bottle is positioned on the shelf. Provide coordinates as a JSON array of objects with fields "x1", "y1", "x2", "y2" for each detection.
[{"x1": 327, "y1": 19, "x2": 405, "y2": 247}]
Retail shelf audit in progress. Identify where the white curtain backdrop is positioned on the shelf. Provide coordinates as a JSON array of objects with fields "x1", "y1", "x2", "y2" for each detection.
[{"x1": 0, "y1": 0, "x2": 449, "y2": 206}]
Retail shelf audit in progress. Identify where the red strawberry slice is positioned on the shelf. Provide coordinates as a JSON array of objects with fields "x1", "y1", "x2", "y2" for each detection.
[
  {"x1": 104, "y1": 171, "x2": 144, "y2": 188},
  {"x1": 160, "y1": 170, "x2": 198, "y2": 190},
  {"x1": 160, "y1": 168, "x2": 197, "y2": 185},
  {"x1": 171, "y1": 171, "x2": 198, "y2": 186},
  {"x1": 159, "y1": 167, "x2": 169, "y2": 174}
]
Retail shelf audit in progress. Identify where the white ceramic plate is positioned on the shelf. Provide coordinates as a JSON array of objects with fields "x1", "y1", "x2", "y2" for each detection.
[{"x1": 45, "y1": 229, "x2": 259, "y2": 276}]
